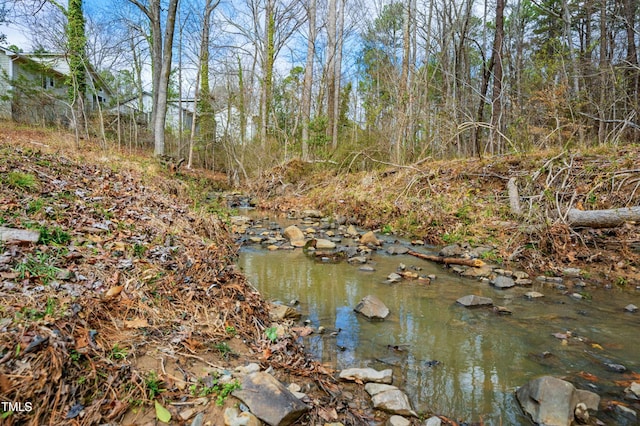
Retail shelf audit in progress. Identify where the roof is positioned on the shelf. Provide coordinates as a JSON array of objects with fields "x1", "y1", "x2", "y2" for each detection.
[{"x1": 0, "y1": 47, "x2": 113, "y2": 96}]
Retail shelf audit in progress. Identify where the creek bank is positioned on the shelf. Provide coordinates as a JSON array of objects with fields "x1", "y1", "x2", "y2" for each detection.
[{"x1": 229, "y1": 200, "x2": 640, "y2": 425}]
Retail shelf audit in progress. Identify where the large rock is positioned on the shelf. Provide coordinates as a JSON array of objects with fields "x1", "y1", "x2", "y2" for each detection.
[
  {"x1": 232, "y1": 372, "x2": 309, "y2": 426},
  {"x1": 315, "y1": 239, "x2": 336, "y2": 249},
  {"x1": 364, "y1": 383, "x2": 397, "y2": 396},
  {"x1": 283, "y1": 225, "x2": 305, "y2": 243},
  {"x1": 360, "y1": 231, "x2": 381, "y2": 246},
  {"x1": 461, "y1": 266, "x2": 493, "y2": 278},
  {"x1": 386, "y1": 245, "x2": 409, "y2": 255},
  {"x1": 269, "y1": 303, "x2": 301, "y2": 321},
  {"x1": 516, "y1": 376, "x2": 600, "y2": 426},
  {"x1": 386, "y1": 415, "x2": 410, "y2": 426},
  {"x1": 302, "y1": 209, "x2": 323, "y2": 218},
  {"x1": 371, "y1": 389, "x2": 417, "y2": 417},
  {"x1": 491, "y1": 275, "x2": 516, "y2": 289},
  {"x1": 425, "y1": 416, "x2": 442, "y2": 426},
  {"x1": 339, "y1": 367, "x2": 393, "y2": 384},
  {"x1": 354, "y1": 295, "x2": 390, "y2": 319},
  {"x1": 456, "y1": 295, "x2": 493, "y2": 307}
]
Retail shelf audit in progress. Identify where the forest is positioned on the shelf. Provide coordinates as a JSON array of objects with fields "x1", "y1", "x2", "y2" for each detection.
[{"x1": 1, "y1": 0, "x2": 638, "y2": 180}]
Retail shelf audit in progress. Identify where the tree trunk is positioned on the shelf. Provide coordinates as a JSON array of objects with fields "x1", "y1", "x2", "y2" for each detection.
[
  {"x1": 407, "y1": 250, "x2": 486, "y2": 267},
  {"x1": 301, "y1": 0, "x2": 316, "y2": 160},
  {"x1": 331, "y1": 0, "x2": 344, "y2": 150},
  {"x1": 326, "y1": 0, "x2": 336, "y2": 147},
  {"x1": 489, "y1": 0, "x2": 505, "y2": 152},
  {"x1": 260, "y1": 0, "x2": 276, "y2": 148},
  {"x1": 66, "y1": 0, "x2": 87, "y2": 138},
  {"x1": 567, "y1": 207, "x2": 640, "y2": 228}
]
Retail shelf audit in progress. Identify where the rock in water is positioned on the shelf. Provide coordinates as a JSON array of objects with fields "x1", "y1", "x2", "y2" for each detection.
[
  {"x1": 232, "y1": 372, "x2": 309, "y2": 426},
  {"x1": 360, "y1": 231, "x2": 381, "y2": 246},
  {"x1": 339, "y1": 367, "x2": 393, "y2": 384},
  {"x1": 283, "y1": 225, "x2": 305, "y2": 243},
  {"x1": 314, "y1": 238, "x2": 336, "y2": 249},
  {"x1": 354, "y1": 295, "x2": 390, "y2": 319},
  {"x1": 516, "y1": 376, "x2": 600, "y2": 426},
  {"x1": 456, "y1": 295, "x2": 493, "y2": 307},
  {"x1": 491, "y1": 275, "x2": 516, "y2": 289},
  {"x1": 371, "y1": 389, "x2": 417, "y2": 417}
]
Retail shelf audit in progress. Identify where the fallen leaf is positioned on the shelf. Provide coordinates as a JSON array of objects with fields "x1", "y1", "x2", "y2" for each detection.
[
  {"x1": 104, "y1": 285, "x2": 123, "y2": 299},
  {"x1": 318, "y1": 407, "x2": 338, "y2": 421},
  {"x1": 124, "y1": 318, "x2": 149, "y2": 329},
  {"x1": 577, "y1": 371, "x2": 599, "y2": 382},
  {"x1": 291, "y1": 326, "x2": 314, "y2": 337},
  {"x1": 262, "y1": 348, "x2": 272, "y2": 360},
  {"x1": 154, "y1": 400, "x2": 171, "y2": 423},
  {"x1": 591, "y1": 343, "x2": 603, "y2": 350}
]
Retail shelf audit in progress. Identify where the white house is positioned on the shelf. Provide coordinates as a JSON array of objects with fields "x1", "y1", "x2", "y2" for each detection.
[
  {"x1": 113, "y1": 91, "x2": 194, "y2": 132},
  {"x1": 0, "y1": 46, "x2": 111, "y2": 124}
]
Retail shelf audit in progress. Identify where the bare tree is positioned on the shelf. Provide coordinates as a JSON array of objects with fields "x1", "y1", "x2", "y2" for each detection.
[
  {"x1": 301, "y1": 0, "x2": 316, "y2": 160},
  {"x1": 126, "y1": 0, "x2": 180, "y2": 156}
]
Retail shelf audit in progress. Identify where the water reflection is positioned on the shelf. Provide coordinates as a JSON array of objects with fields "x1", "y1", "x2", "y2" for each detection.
[{"x1": 239, "y1": 246, "x2": 640, "y2": 423}]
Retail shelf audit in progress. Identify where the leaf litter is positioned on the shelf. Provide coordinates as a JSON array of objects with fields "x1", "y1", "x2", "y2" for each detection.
[{"x1": 0, "y1": 143, "x2": 370, "y2": 425}]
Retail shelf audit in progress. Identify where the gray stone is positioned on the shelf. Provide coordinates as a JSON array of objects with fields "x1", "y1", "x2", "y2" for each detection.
[
  {"x1": 232, "y1": 372, "x2": 309, "y2": 426},
  {"x1": 386, "y1": 245, "x2": 409, "y2": 255},
  {"x1": 346, "y1": 225, "x2": 359, "y2": 237},
  {"x1": 0, "y1": 226, "x2": 40, "y2": 243},
  {"x1": 470, "y1": 246, "x2": 493, "y2": 258},
  {"x1": 516, "y1": 278, "x2": 533, "y2": 286},
  {"x1": 364, "y1": 383, "x2": 397, "y2": 396},
  {"x1": 516, "y1": 376, "x2": 600, "y2": 426},
  {"x1": 315, "y1": 239, "x2": 336, "y2": 249},
  {"x1": 359, "y1": 265, "x2": 376, "y2": 272},
  {"x1": 461, "y1": 266, "x2": 493, "y2": 278},
  {"x1": 371, "y1": 389, "x2": 417, "y2": 417},
  {"x1": 190, "y1": 412, "x2": 204, "y2": 426},
  {"x1": 562, "y1": 267, "x2": 582, "y2": 277},
  {"x1": 386, "y1": 415, "x2": 411, "y2": 426},
  {"x1": 283, "y1": 225, "x2": 305, "y2": 242},
  {"x1": 613, "y1": 404, "x2": 637, "y2": 425},
  {"x1": 525, "y1": 291, "x2": 544, "y2": 299},
  {"x1": 224, "y1": 407, "x2": 261, "y2": 426},
  {"x1": 230, "y1": 216, "x2": 252, "y2": 226},
  {"x1": 348, "y1": 256, "x2": 368, "y2": 264},
  {"x1": 302, "y1": 209, "x2": 323, "y2": 218},
  {"x1": 339, "y1": 367, "x2": 393, "y2": 384},
  {"x1": 424, "y1": 416, "x2": 442, "y2": 426},
  {"x1": 624, "y1": 304, "x2": 638, "y2": 312},
  {"x1": 387, "y1": 273, "x2": 403, "y2": 283},
  {"x1": 575, "y1": 389, "x2": 600, "y2": 410},
  {"x1": 625, "y1": 382, "x2": 640, "y2": 400},
  {"x1": 360, "y1": 231, "x2": 381, "y2": 246},
  {"x1": 354, "y1": 295, "x2": 390, "y2": 319},
  {"x1": 456, "y1": 295, "x2": 493, "y2": 307},
  {"x1": 439, "y1": 244, "x2": 462, "y2": 257},
  {"x1": 269, "y1": 303, "x2": 301, "y2": 321},
  {"x1": 235, "y1": 363, "x2": 261, "y2": 376},
  {"x1": 491, "y1": 275, "x2": 516, "y2": 289},
  {"x1": 513, "y1": 271, "x2": 529, "y2": 279}
]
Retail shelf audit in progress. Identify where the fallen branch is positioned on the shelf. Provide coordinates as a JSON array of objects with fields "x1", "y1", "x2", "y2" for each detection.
[
  {"x1": 567, "y1": 206, "x2": 640, "y2": 228},
  {"x1": 407, "y1": 250, "x2": 485, "y2": 267}
]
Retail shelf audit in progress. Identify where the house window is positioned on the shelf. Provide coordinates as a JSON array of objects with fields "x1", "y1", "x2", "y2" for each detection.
[{"x1": 42, "y1": 76, "x2": 55, "y2": 89}]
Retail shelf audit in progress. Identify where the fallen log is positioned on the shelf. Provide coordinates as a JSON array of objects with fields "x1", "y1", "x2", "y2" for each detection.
[
  {"x1": 567, "y1": 206, "x2": 640, "y2": 228},
  {"x1": 0, "y1": 226, "x2": 40, "y2": 243},
  {"x1": 407, "y1": 250, "x2": 485, "y2": 267}
]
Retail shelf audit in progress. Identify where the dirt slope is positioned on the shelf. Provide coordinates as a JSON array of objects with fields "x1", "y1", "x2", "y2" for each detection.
[{"x1": 0, "y1": 126, "x2": 368, "y2": 425}]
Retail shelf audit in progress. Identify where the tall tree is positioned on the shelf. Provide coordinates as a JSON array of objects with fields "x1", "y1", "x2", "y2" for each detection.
[
  {"x1": 489, "y1": 0, "x2": 505, "y2": 152},
  {"x1": 301, "y1": 0, "x2": 316, "y2": 160},
  {"x1": 127, "y1": 0, "x2": 180, "y2": 156},
  {"x1": 66, "y1": 0, "x2": 87, "y2": 135}
]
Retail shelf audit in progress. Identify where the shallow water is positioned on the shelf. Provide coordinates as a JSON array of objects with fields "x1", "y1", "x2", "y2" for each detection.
[{"x1": 237, "y1": 221, "x2": 640, "y2": 424}]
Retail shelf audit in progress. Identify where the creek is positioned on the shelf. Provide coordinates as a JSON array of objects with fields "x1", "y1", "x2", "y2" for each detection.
[{"x1": 236, "y1": 213, "x2": 640, "y2": 424}]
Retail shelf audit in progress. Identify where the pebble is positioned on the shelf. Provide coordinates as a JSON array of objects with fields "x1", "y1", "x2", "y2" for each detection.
[{"x1": 624, "y1": 304, "x2": 638, "y2": 312}]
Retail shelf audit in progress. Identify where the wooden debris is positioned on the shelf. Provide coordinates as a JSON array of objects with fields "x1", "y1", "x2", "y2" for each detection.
[
  {"x1": 567, "y1": 206, "x2": 640, "y2": 228},
  {"x1": 0, "y1": 226, "x2": 40, "y2": 243},
  {"x1": 407, "y1": 250, "x2": 485, "y2": 267}
]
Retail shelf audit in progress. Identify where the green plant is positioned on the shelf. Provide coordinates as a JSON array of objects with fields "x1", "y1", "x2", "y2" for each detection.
[
  {"x1": 381, "y1": 224, "x2": 393, "y2": 234},
  {"x1": 265, "y1": 326, "x2": 278, "y2": 343},
  {"x1": 44, "y1": 298, "x2": 57, "y2": 317},
  {"x1": 615, "y1": 276, "x2": 628, "y2": 287},
  {"x1": 216, "y1": 380, "x2": 241, "y2": 406},
  {"x1": 109, "y1": 344, "x2": 128, "y2": 360},
  {"x1": 145, "y1": 371, "x2": 163, "y2": 399},
  {"x1": 36, "y1": 225, "x2": 70, "y2": 245},
  {"x1": 132, "y1": 243, "x2": 147, "y2": 258},
  {"x1": 7, "y1": 171, "x2": 38, "y2": 191},
  {"x1": 26, "y1": 199, "x2": 45, "y2": 214},
  {"x1": 214, "y1": 342, "x2": 232, "y2": 356},
  {"x1": 13, "y1": 251, "x2": 61, "y2": 284},
  {"x1": 225, "y1": 326, "x2": 237, "y2": 336}
]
